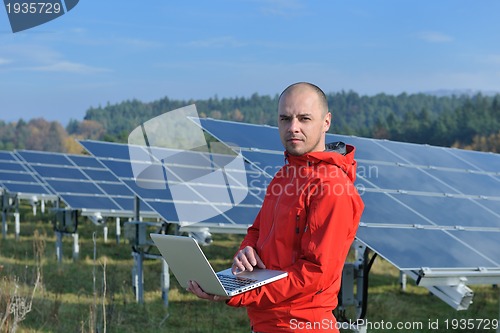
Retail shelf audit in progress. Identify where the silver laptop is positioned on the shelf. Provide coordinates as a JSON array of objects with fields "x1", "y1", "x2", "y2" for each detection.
[{"x1": 150, "y1": 234, "x2": 288, "y2": 297}]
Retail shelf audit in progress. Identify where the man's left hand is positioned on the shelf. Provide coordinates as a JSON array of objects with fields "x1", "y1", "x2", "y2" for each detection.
[{"x1": 186, "y1": 280, "x2": 231, "y2": 302}]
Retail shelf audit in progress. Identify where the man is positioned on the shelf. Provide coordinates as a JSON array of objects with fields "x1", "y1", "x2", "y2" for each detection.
[{"x1": 188, "y1": 82, "x2": 364, "y2": 332}]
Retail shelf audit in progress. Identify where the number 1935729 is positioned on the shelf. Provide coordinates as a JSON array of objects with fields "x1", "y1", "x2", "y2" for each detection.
[{"x1": 5, "y1": 2, "x2": 61, "y2": 14}]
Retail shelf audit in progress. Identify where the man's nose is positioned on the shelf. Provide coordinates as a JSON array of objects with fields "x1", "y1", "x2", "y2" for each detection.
[{"x1": 288, "y1": 117, "x2": 300, "y2": 132}]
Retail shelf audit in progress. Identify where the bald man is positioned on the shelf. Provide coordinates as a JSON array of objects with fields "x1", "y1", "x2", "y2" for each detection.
[{"x1": 188, "y1": 82, "x2": 364, "y2": 333}]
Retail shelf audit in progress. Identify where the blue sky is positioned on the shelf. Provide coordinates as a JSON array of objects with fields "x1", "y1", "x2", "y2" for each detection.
[{"x1": 1, "y1": 1, "x2": 500, "y2": 125}]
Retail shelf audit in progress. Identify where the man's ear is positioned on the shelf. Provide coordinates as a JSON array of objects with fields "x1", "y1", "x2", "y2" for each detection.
[{"x1": 323, "y1": 112, "x2": 332, "y2": 132}]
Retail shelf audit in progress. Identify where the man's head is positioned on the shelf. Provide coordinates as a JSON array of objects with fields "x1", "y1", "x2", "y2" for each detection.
[{"x1": 278, "y1": 82, "x2": 331, "y2": 156}]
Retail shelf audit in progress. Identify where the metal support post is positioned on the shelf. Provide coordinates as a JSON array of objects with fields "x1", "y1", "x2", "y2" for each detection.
[
  {"x1": 132, "y1": 251, "x2": 144, "y2": 304},
  {"x1": 355, "y1": 241, "x2": 369, "y2": 319},
  {"x1": 132, "y1": 195, "x2": 144, "y2": 303},
  {"x1": 14, "y1": 211, "x2": 20, "y2": 240},
  {"x1": 400, "y1": 271, "x2": 407, "y2": 291},
  {"x1": 73, "y1": 233, "x2": 79, "y2": 260},
  {"x1": 103, "y1": 225, "x2": 108, "y2": 243},
  {"x1": 336, "y1": 241, "x2": 373, "y2": 333},
  {"x1": 41, "y1": 200, "x2": 45, "y2": 214},
  {"x1": 56, "y1": 231, "x2": 63, "y2": 263},
  {"x1": 340, "y1": 263, "x2": 355, "y2": 307},
  {"x1": 134, "y1": 196, "x2": 140, "y2": 221},
  {"x1": 161, "y1": 258, "x2": 170, "y2": 307},
  {"x1": 30, "y1": 196, "x2": 38, "y2": 216},
  {"x1": 1, "y1": 194, "x2": 9, "y2": 239},
  {"x1": 2, "y1": 210, "x2": 7, "y2": 239},
  {"x1": 115, "y1": 217, "x2": 121, "y2": 244},
  {"x1": 353, "y1": 323, "x2": 367, "y2": 333},
  {"x1": 128, "y1": 196, "x2": 160, "y2": 304}
]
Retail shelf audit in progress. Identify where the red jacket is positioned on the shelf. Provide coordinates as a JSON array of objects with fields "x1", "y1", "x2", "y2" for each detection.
[{"x1": 226, "y1": 144, "x2": 364, "y2": 332}]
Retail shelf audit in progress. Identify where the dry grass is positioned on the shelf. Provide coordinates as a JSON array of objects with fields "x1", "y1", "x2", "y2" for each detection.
[{"x1": 0, "y1": 207, "x2": 498, "y2": 332}]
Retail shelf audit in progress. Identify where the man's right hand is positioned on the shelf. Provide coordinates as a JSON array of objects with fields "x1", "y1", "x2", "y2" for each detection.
[{"x1": 232, "y1": 246, "x2": 266, "y2": 274}]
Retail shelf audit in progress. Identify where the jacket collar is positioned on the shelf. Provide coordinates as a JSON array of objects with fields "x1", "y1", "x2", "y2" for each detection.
[{"x1": 284, "y1": 142, "x2": 358, "y2": 182}]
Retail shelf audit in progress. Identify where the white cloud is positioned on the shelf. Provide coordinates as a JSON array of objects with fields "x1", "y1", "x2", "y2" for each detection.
[
  {"x1": 256, "y1": 0, "x2": 304, "y2": 17},
  {"x1": 27, "y1": 61, "x2": 111, "y2": 74},
  {"x1": 479, "y1": 54, "x2": 500, "y2": 65},
  {"x1": 117, "y1": 37, "x2": 163, "y2": 49},
  {"x1": 416, "y1": 31, "x2": 454, "y2": 43},
  {"x1": 0, "y1": 43, "x2": 111, "y2": 74},
  {"x1": 185, "y1": 36, "x2": 246, "y2": 48},
  {"x1": 350, "y1": 70, "x2": 500, "y2": 96},
  {"x1": 1, "y1": 43, "x2": 60, "y2": 64},
  {"x1": 70, "y1": 27, "x2": 86, "y2": 34}
]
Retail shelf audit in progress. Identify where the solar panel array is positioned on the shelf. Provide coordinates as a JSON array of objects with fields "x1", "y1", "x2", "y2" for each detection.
[
  {"x1": 197, "y1": 118, "x2": 500, "y2": 274},
  {"x1": 0, "y1": 150, "x2": 57, "y2": 201},
  {"x1": 79, "y1": 140, "x2": 270, "y2": 232},
  {"x1": 15, "y1": 150, "x2": 157, "y2": 218},
  {"x1": 1, "y1": 118, "x2": 499, "y2": 281}
]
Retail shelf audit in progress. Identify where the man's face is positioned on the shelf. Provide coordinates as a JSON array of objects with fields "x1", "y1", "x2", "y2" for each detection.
[{"x1": 278, "y1": 87, "x2": 331, "y2": 156}]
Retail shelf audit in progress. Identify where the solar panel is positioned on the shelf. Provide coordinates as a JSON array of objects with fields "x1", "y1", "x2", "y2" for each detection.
[
  {"x1": 372, "y1": 140, "x2": 474, "y2": 169},
  {"x1": 0, "y1": 161, "x2": 25, "y2": 171},
  {"x1": 197, "y1": 118, "x2": 500, "y2": 276},
  {"x1": 198, "y1": 119, "x2": 283, "y2": 151},
  {"x1": 15, "y1": 150, "x2": 157, "y2": 218},
  {"x1": 0, "y1": 150, "x2": 56, "y2": 200},
  {"x1": 448, "y1": 148, "x2": 500, "y2": 174},
  {"x1": 355, "y1": 227, "x2": 499, "y2": 270},
  {"x1": 0, "y1": 151, "x2": 15, "y2": 161},
  {"x1": 395, "y1": 195, "x2": 500, "y2": 228},
  {"x1": 449, "y1": 230, "x2": 500, "y2": 263},
  {"x1": 79, "y1": 140, "x2": 271, "y2": 232},
  {"x1": 359, "y1": 161, "x2": 461, "y2": 194}
]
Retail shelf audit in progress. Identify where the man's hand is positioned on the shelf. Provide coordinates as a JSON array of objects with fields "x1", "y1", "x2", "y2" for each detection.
[
  {"x1": 186, "y1": 280, "x2": 230, "y2": 302},
  {"x1": 232, "y1": 246, "x2": 266, "y2": 274}
]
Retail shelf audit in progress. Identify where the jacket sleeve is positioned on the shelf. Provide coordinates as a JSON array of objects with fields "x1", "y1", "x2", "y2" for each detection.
[
  {"x1": 227, "y1": 178, "x2": 363, "y2": 309},
  {"x1": 235, "y1": 207, "x2": 262, "y2": 253}
]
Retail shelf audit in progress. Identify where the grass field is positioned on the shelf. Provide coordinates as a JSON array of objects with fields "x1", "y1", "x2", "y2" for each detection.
[{"x1": 0, "y1": 206, "x2": 499, "y2": 333}]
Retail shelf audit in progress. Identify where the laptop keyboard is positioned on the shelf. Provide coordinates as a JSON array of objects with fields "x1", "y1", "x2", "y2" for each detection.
[{"x1": 217, "y1": 273, "x2": 258, "y2": 291}]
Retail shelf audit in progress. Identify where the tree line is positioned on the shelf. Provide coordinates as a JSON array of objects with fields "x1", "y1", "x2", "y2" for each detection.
[
  {"x1": 1, "y1": 91, "x2": 499, "y2": 153},
  {"x1": 0, "y1": 118, "x2": 105, "y2": 153}
]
